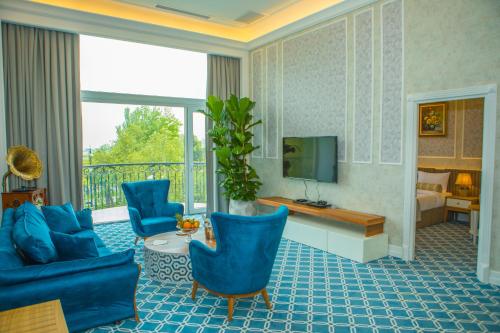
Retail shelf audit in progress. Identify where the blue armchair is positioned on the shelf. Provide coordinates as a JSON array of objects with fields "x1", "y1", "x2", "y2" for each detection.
[
  {"x1": 189, "y1": 206, "x2": 288, "y2": 321},
  {"x1": 122, "y1": 179, "x2": 184, "y2": 244}
]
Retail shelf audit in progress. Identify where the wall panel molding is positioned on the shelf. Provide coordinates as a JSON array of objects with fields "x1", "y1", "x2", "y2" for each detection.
[
  {"x1": 282, "y1": 18, "x2": 347, "y2": 161},
  {"x1": 353, "y1": 8, "x2": 374, "y2": 164},
  {"x1": 251, "y1": 49, "x2": 264, "y2": 158},
  {"x1": 265, "y1": 43, "x2": 280, "y2": 159},
  {"x1": 379, "y1": 0, "x2": 404, "y2": 165}
]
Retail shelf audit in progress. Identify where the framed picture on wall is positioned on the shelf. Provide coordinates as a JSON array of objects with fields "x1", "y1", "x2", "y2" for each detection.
[{"x1": 419, "y1": 103, "x2": 447, "y2": 136}]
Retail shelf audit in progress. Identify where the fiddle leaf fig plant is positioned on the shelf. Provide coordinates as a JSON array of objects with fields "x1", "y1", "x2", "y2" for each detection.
[{"x1": 201, "y1": 94, "x2": 262, "y2": 201}]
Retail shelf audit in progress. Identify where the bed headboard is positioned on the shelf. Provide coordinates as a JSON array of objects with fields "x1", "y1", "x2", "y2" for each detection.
[{"x1": 418, "y1": 168, "x2": 481, "y2": 197}]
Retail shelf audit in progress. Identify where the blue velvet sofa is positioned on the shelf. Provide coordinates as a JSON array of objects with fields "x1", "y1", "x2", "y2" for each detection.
[
  {"x1": 0, "y1": 204, "x2": 141, "y2": 332},
  {"x1": 190, "y1": 206, "x2": 289, "y2": 321},
  {"x1": 122, "y1": 179, "x2": 184, "y2": 244}
]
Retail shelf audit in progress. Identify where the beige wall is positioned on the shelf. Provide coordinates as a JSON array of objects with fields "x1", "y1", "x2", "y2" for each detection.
[
  {"x1": 405, "y1": 0, "x2": 500, "y2": 271},
  {"x1": 250, "y1": 0, "x2": 500, "y2": 271},
  {"x1": 250, "y1": 0, "x2": 405, "y2": 248},
  {"x1": 418, "y1": 98, "x2": 483, "y2": 171}
]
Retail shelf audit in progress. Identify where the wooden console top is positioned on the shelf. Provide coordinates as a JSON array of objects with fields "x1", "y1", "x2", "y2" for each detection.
[{"x1": 257, "y1": 196, "x2": 385, "y2": 237}]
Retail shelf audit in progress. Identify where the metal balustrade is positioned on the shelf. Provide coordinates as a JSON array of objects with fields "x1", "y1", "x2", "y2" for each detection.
[{"x1": 82, "y1": 162, "x2": 206, "y2": 210}]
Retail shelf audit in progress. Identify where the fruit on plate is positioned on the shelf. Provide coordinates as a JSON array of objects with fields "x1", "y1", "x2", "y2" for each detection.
[{"x1": 176, "y1": 214, "x2": 200, "y2": 230}]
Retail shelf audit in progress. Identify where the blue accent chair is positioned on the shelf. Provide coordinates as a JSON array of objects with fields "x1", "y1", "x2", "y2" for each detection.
[
  {"x1": 189, "y1": 206, "x2": 288, "y2": 321},
  {"x1": 122, "y1": 179, "x2": 184, "y2": 244},
  {"x1": 0, "y1": 204, "x2": 141, "y2": 333}
]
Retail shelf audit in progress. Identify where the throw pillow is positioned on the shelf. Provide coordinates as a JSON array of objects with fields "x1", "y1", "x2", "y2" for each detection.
[
  {"x1": 75, "y1": 208, "x2": 94, "y2": 230},
  {"x1": 42, "y1": 202, "x2": 81, "y2": 234},
  {"x1": 416, "y1": 182, "x2": 443, "y2": 193},
  {"x1": 12, "y1": 202, "x2": 58, "y2": 264},
  {"x1": 50, "y1": 231, "x2": 99, "y2": 261}
]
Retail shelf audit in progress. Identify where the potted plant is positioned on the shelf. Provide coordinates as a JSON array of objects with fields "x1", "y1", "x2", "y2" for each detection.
[{"x1": 202, "y1": 94, "x2": 262, "y2": 216}]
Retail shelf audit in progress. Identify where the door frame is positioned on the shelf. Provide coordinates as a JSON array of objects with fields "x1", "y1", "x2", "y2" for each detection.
[
  {"x1": 185, "y1": 105, "x2": 207, "y2": 214},
  {"x1": 403, "y1": 84, "x2": 497, "y2": 284}
]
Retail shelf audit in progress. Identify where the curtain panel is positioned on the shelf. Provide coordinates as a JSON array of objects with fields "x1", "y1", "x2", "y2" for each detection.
[
  {"x1": 2, "y1": 23, "x2": 83, "y2": 209},
  {"x1": 206, "y1": 55, "x2": 240, "y2": 214}
]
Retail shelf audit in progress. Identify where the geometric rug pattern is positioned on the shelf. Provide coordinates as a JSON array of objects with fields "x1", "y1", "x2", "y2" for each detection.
[{"x1": 87, "y1": 221, "x2": 500, "y2": 332}]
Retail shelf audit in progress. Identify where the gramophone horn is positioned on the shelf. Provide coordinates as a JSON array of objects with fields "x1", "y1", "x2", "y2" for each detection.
[{"x1": 2, "y1": 145, "x2": 42, "y2": 192}]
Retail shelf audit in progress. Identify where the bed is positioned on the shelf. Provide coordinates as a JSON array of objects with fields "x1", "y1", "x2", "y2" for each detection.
[
  {"x1": 415, "y1": 168, "x2": 481, "y2": 228},
  {"x1": 416, "y1": 189, "x2": 449, "y2": 228}
]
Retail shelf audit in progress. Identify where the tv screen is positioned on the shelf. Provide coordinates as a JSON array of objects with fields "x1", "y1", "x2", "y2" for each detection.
[{"x1": 283, "y1": 136, "x2": 338, "y2": 183}]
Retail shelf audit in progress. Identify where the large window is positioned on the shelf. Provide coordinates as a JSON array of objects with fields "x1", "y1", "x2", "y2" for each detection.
[
  {"x1": 80, "y1": 35, "x2": 206, "y2": 98},
  {"x1": 81, "y1": 36, "x2": 207, "y2": 214}
]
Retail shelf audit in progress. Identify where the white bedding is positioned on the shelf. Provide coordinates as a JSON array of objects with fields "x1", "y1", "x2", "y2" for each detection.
[{"x1": 416, "y1": 189, "x2": 447, "y2": 211}]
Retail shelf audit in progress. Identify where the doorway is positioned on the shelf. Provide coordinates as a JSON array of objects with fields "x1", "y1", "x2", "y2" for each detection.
[{"x1": 403, "y1": 85, "x2": 497, "y2": 284}]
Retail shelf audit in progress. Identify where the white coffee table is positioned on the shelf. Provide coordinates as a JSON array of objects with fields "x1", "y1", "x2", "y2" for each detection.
[{"x1": 143, "y1": 230, "x2": 215, "y2": 283}]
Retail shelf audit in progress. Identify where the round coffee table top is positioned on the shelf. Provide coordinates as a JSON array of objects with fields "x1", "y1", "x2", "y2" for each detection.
[{"x1": 144, "y1": 229, "x2": 215, "y2": 255}]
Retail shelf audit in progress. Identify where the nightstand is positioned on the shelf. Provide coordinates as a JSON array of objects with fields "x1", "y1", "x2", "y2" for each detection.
[{"x1": 443, "y1": 195, "x2": 479, "y2": 223}]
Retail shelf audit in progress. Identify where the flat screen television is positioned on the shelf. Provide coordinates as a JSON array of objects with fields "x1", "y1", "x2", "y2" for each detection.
[{"x1": 283, "y1": 136, "x2": 338, "y2": 183}]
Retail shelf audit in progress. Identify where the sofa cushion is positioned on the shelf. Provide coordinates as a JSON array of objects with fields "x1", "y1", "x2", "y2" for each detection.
[
  {"x1": 50, "y1": 231, "x2": 99, "y2": 261},
  {"x1": 73, "y1": 229, "x2": 106, "y2": 248},
  {"x1": 0, "y1": 228, "x2": 24, "y2": 270},
  {"x1": 75, "y1": 208, "x2": 93, "y2": 230},
  {"x1": 0, "y1": 249, "x2": 136, "y2": 286},
  {"x1": 97, "y1": 247, "x2": 113, "y2": 257},
  {"x1": 12, "y1": 202, "x2": 57, "y2": 264},
  {"x1": 141, "y1": 216, "x2": 177, "y2": 235},
  {"x1": 42, "y1": 202, "x2": 81, "y2": 234},
  {"x1": 1, "y1": 208, "x2": 15, "y2": 229}
]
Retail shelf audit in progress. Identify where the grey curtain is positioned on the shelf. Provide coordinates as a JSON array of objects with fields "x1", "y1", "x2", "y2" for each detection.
[
  {"x1": 206, "y1": 55, "x2": 240, "y2": 214},
  {"x1": 2, "y1": 23, "x2": 83, "y2": 209}
]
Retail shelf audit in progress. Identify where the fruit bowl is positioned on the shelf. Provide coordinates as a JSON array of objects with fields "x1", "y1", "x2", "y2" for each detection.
[{"x1": 175, "y1": 215, "x2": 201, "y2": 242}]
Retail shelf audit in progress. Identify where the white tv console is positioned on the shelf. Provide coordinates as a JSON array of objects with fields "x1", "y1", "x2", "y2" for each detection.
[{"x1": 257, "y1": 197, "x2": 388, "y2": 263}]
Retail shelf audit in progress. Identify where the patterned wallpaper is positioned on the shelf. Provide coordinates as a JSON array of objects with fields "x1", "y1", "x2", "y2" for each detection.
[
  {"x1": 380, "y1": 0, "x2": 404, "y2": 164},
  {"x1": 353, "y1": 9, "x2": 374, "y2": 163},
  {"x1": 418, "y1": 98, "x2": 483, "y2": 170},
  {"x1": 251, "y1": 50, "x2": 264, "y2": 158},
  {"x1": 282, "y1": 19, "x2": 347, "y2": 161},
  {"x1": 249, "y1": 0, "x2": 407, "y2": 247}
]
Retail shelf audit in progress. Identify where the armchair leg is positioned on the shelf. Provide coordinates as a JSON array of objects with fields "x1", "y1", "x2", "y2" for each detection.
[
  {"x1": 261, "y1": 288, "x2": 272, "y2": 309},
  {"x1": 227, "y1": 297, "x2": 234, "y2": 321},
  {"x1": 191, "y1": 280, "x2": 199, "y2": 300}
]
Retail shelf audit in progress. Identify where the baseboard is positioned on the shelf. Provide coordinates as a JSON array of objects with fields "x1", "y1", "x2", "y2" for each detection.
[
  {"x1": 388, "y1": 244, "x2": 404, "y2": 259},
  {"x1": 489, "y1": 269, "x2": 500, "y2": 286}
]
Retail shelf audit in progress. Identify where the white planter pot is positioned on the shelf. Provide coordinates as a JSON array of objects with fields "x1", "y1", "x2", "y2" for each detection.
[{"x1": 229, "y1": 199, "x2": 257, "y2": 216}]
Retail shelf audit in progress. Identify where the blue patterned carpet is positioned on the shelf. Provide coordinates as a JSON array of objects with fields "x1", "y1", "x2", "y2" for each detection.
[{"x1": 88, "y1": 221, "x2": 500, "y2": 332}]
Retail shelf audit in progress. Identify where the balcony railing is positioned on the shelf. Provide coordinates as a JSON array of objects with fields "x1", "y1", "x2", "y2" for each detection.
[{"x1": 82, "y1": 162, "x2": 206, "y2": 210}]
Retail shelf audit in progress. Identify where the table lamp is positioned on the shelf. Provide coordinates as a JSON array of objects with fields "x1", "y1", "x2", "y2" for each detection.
[{"x1": 455, "y1": 172, "x2": 472, "y2": 196}]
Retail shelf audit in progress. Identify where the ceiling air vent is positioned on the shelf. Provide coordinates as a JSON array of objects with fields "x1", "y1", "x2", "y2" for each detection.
[
  {"x1": 234, "y1": 11, "x2": 265, "y2": 24},
  {"x1": 155, "y1": 4, "x2": 210, "y2": 20}
]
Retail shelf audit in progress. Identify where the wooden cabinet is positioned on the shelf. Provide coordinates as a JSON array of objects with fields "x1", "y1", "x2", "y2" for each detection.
[{"x1": 1, "y1": 188, "x2": 48, "y2": 210}]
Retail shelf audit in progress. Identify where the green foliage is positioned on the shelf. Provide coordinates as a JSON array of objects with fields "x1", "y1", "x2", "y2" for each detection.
[
  {"x1": 82, "y1": 105, "x2": 207, "y2": 208},
  {"x1": 201, "y1": 94, "x2": 262, "y2": 201},
  {"x1": 86, "y1": 105, "x2": 204, "y2": 165}
]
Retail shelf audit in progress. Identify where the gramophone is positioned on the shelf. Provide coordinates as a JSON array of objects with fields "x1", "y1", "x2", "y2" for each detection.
[{"x1": 2, "y1": 145, "x2": 42, "y2": 193}]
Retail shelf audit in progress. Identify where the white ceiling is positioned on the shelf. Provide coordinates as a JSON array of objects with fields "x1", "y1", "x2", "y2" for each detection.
[{"x1": 118, "y1": 0, "x2": 302, "y2": 26}]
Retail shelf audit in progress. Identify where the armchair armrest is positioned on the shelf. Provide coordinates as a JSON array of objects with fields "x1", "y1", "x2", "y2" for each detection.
[
  {"x1": 128, "y1": 207, "x2": 144, "y2": 235},
  {"x1": 0, "y1": 249, "x2": 135, "y2": 286},
  {"x1": 159, "y1": 202, "x2": 184, "y2": 217},
  {"x1": 189, "y1": 240, "x2": 220, "y2": 282}
]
